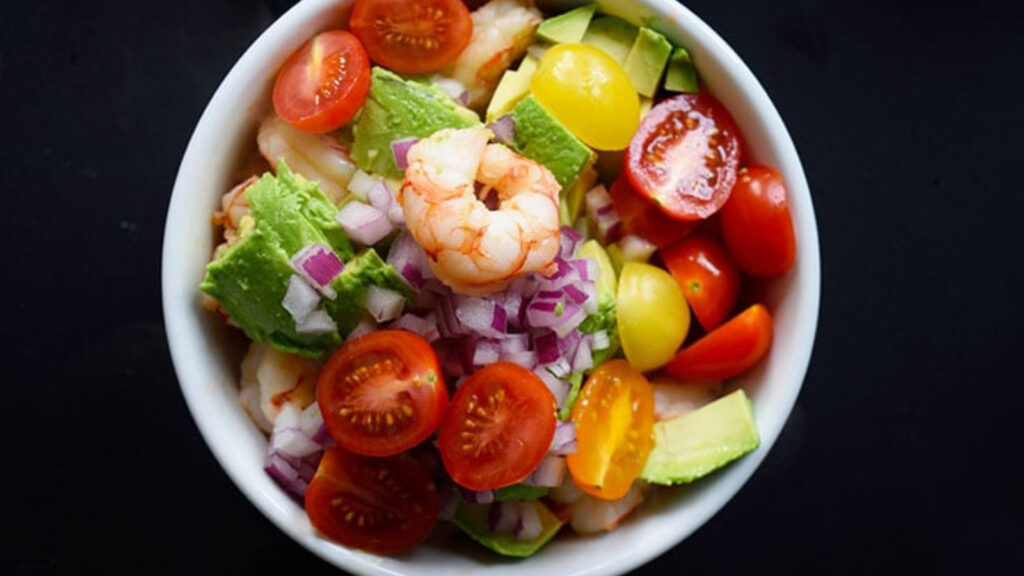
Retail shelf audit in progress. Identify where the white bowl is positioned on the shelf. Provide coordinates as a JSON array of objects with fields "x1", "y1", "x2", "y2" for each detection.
[{"x1": 162, "y1": 0, "x2": 820, "y2": 574}]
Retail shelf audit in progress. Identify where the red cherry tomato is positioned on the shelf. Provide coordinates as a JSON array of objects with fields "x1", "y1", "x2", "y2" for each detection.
[
  {"x1": 625, "y1": 93, "x2": 742, "y2": 221},
  {"x1": 272, "y1": 30, "x2": 371, "y2": 134},
  {"x1": 305, "y1": 446, "x2": 439, "y2": 554},
  {"x1": 317, "y1": 330, "x2": 448, "y2": 457},
  {"x1": 660, "y1": 234, "x2": 741, "y2": 331},
  {"x1": 720, "y1": 166, "x2": 797, "y2": 277},
  {"x1": 665, "y1": 304, "x2": 773, "y2": 382},
  {"x1": 438, "y1": 362, "x2": 557, "y2": 490},
  {"x1": 609, "y1": 175, "x2": 697, "y2": 247},
  {"x1": 350, "y1": 0, "x2": 472, "y2": 74}
]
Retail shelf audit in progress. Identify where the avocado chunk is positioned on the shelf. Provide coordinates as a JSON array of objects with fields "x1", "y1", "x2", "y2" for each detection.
[
  {"x1": 507, "y1": 95, "x2": 597, "y2": 222},
  {"x1": 494, "y1": 484, "x2": 549, "y2": 501},
  {"x1": 452, "y1": 500, "x2": 564, "y2": 558},
  {"x1": 664, "y1": 46, "x2": 700, "y2": 93},
  {"x1": 485, "y1": 55, "x2": 539, "y2": 122},
  {"x1": 536, "y1": 4, "x2": 596, "y2": 44},
  {"x1": 200, "y1": 228, "x2": 342, "y2": 357},
  {"x1": 640, "y1": 389, "x2": 760, "y2": 485},
  {"x1": 581, "y1": 15, "x2": 638, "y2": 65},
  {"x1": 351, "y1": 67, "x2": 480, "y2": 180},
  {"x1": 623, "y1": 27, "x2": 673, "y2": 97},
  {"x1": 321, "y1": 248, "x2": 410, "y2": 336}
]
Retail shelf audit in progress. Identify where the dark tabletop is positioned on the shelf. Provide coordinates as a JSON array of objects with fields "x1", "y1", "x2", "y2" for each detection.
[{"x1": 3, "y1": 0, "x2": 1022, "y2": 574}]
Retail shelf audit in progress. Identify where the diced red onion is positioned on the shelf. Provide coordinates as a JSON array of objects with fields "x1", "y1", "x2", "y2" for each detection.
[
  {"x1": 525, "y1": 456, "x2": 567, "y2": 488},
  {"x1": 619, "y1": 234, "x2": 657, "y2": 262},
  {"x1": 490, "y1": 501, "x2": 520, "y2": 536},
  {"x1": 507, "y1": 273, "x2": 541, "y2": 299},
  {"x1": 345, "y1": 318, "x2": 377, "y2": 342},
  {"x1": 459, "y1": 486, "x2": 495, "y2": 504},
  {"x1": 346, "y1": 169, "x2": 378, "y2": 201},
  {"x1": 311, "y1": 424, "x2": 334, "y2": 448},
  {"x1": 487, "y1": 115, "x2": 516, "y2": 146},
  {"x1": 455, "y1": 296, "x2": 507, "y2": 338},
  {"x1": 391, "y1": 137, "x2": 419, "y2": 172},
  {"x1": 546, "y1": 356, "x2": 572, "y2": 379},
  {"x1": 532, "y1": 330, "x2": 560, "y2": 365},
  {"x1": 498, "y1": 291, "x2": 523, "y2": 328},
  {"x1": 559, "y1": 225, "x2": 583, "y2": 259},
  {"x1": 534, "y1": 368, "x2": 569, "y2": 407},
  {"x1": 431, "y1": 76, "x2": 468, "y2": 105},
  {"x1": 586, "y1": 185, "x2": 623, "y2": 243},
  {"x1": 490, "y1": 500, "x2": 548, "y2": 540},
  {"x1": 282, "y1": 275, "x2": 321, "y2": 323},
  {"x1": 295, "y1": 309, "x2": 338, "y2": 335},
  {"x1": 585, "y1": 184, "x2": 612, "y2": 219},
  {"x1": 590, "y1": 330, "x2": 611, "y2": 351},
  {"x1": 365, "y1": 285, "x2": 405, "y2": 323},
  {"x1": 387, "y1": 232, "x2": 433, "y2": 291},
  {"x1": 435, "y1": 295, "x2": 466, "y2": 338},
  {"x1": 551, "y1": 421, "x2": 577, "y2": 455},
  {"x1": 503, "y1": 349, "x2": 537, "y2": 369},
  {"x1": 290, "y1": 243, "x2": 344, "y2": 299},
  {"x1": 388, "y1": 201, "x2": 406, "y2": 226},
  {"x1": 571, "y1": 258, "x2": 598, "y2": 283},
  {"x1": 367, "y1": 180, "x2": 394, "y2": 214},
  {"x1": 516, "y1": 502, "x2": 544, "y2": 541},
  {"x1": 498, "y1": 332, "x2": 529, "y2": 356},
  {"x1": 390, "y1": 312, "x2": 440, "y2": 342},
  {"x1": 561, "y1": 283, "x2": 588, "y2": 306},
  {"x1": 336, "y1": 201, "x2": 393, "y2": 246},
  {"x1": 571, "y1": 336, "x2": 593, "y2": 373},
  {"x1": 473, "y1": 339, "x2": 501, "y2": 366}
]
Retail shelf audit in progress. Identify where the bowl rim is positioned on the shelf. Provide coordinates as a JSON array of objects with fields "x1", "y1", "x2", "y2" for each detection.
[{"x1": 161, "y1": 0, "x2": 820, "y2": 574}]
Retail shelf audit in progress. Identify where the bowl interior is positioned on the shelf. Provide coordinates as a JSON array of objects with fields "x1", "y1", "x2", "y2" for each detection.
[{"x1": 161, "y1": 0, "x2": 820, "y2": 574}]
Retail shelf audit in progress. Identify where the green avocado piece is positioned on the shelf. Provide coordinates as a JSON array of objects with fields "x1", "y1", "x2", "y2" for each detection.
[
  {"x1": 247, "y1": 162, "x2": 353, "y2": 260},
  {"x1": 321, "y1": 248, "x2": 410, "y2": 336},
  {"x1": 507, "y1": 95, "x2": 596, "y2": 222},
  {"x1": 623, "y1": 27, "x2": 673, "y2": 97},
  {"x1": 640, "y1": 389, "x2": 760, "y2": 485},
  {"x1": 452, "y1": 501, "x2": 564, "y2": 558},
  {"x1": 494, "y1": 484, "x2": 549, "y2": 501},
  {"x1": 536, "y1": 4, "x2": 596, "y2": 44},
  {"x1": 582, "y1": 15, "x2": 638, "y2": 65},
  {"x1": 664, "y1": 46, "x2": 699, "y2": 93},
  {"x1": 351, "y1": 67, "x2": 480, "y2": 180},
  {"x1": 574, "y1": 240, "x2": 620, "y2": 371},
  {"x1": 200, "y1": 228, "x2": 341, "y2": 357},
  {"x1": 486, "y1": 57, "x2": 537, "y2": 122}
]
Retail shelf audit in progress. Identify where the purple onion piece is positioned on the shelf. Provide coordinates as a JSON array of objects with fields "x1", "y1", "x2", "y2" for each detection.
[
  {"x1": 458, "y1": 485, "x2": 495, "y2": 504},
  {"x1": 336, "y1": 201, "x2": 393, "y2": 246},
  {"x1": 487, "y1": 115, "x2": 516, "y2": 145},
  {"x1": 391, "y1": 137, "x2": 419, "y2": 172},
  {"x1": 290, "y1": 243, "x2": 344, "y2": 298}
]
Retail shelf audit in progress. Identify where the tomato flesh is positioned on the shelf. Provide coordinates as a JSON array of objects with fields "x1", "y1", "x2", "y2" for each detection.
[
  {"x1": 350, "y1": 0, "x2": 472, "y2": 74},
  {"x1": 660, "y1": 233, "x2": 741, "y2": 331},
  {"x1": 273, "y1": 30, "x2": 371, "y2": 133},
  {"x1": 438, "y1": 362, "x2": 556, "y2": 490},
  {"x1": 665, "y1": 304, "x2": 773, "y2": 382},
  {"x1": 317, "y1": 330, "x2": 447, "y2": 457},
  {"x1": 568, "y1": 360, "x2": 655, "y2": 500},
  {"x1": 625, "y1": 93, "x2": 742, "y2": 220},
  {"x1": 720, "y1": 165, "x2": 797, "y2": 277},
  {"x1": 305, "y1": 446, "x2": 439, "y2": 554},
  {"x1": 609, "y1": 175, "x2": 697, "y2": 247}
]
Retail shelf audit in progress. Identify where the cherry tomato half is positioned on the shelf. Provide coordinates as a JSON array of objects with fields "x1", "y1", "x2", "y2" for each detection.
[
  {"x1": 660, "y1": 233, "x2": 741, "y2": 331},
  {"x1": 272, "y1": 30, "x2": 371, "y2": 134},
  {"x1": 438, "y1": 362, "x2": 556, "y2": 491},
  {"x1": 568, "y1": 360, "x2": 655, "y2": 500},
  {"x1": 665, "y1": 304, "x2": 773, "y2": 382},
  {"x1": 609, "y1": 175, "x2": 697, "y2": 247},
  {"x1": 720, "y1": 166, "x2": 797, "y2": 278},
  {"x1": 349, "y1": 0, "x2": 472, "y2": 74},
  {"x1": 625, "y1": 93, "x2": 742, "y2": 221},
  {"x1": 317, "y1": 330, "x2": 448, "y2": 457},
  {"x1": 305, "y1": 446, "x2": 439, "y2": 554}
]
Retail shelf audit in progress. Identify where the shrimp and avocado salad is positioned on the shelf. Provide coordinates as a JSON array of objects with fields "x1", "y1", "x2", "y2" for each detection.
[{"x1": 199, "y1": 0, "x2": 798, "y2": 558}]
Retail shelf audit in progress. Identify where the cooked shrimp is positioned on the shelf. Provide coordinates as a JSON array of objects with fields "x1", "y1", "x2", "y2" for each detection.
[
  {"x1": 569, "y1": 483, "x2": 646, "y2": 534},
  {"x1": 212, "y1": 175, "x2": 258, "y2": 248},
  {"x1": 238, "y1": 341, "x2": 322, "y2": 433},
  {"x1": 399, "y1": 126, "x2": 561, "y2": 295},
  {"x1": 443, "y1": 0, "x2": 542, "y2": 109},
  {"x1": 257, "y1": 114, "x2": 356, "y2": 204}
]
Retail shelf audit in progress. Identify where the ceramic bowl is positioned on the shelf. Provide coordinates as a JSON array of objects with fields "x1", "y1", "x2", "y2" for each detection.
[{"x1": 162, "y1": 0, "x2": 820, "y2": 574}]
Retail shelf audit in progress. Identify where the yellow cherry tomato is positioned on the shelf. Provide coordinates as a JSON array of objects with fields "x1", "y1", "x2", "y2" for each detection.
[
  {"x1": 617, "y1": 261, "x2": 690, "y2": 371},
  {"x1": 568, "y1": 360, "x2": 655, "y2": 500},
  {"x1": 531, "y1": 43, "x2": 640, "y2": 151}
]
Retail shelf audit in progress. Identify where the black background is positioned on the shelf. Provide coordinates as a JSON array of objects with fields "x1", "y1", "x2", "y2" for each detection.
[{"x1": 3, "y1": 0, "x2": 1022, "y2": 574}]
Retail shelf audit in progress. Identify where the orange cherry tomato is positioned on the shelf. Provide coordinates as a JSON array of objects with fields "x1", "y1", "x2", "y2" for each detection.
[
  {"x1": 305, "y1": 446, "x2": 439, "y2": 554},
  {"x1": 720, "y1": 166, "x2": 797, "y2": 277},
  {"x1": 660, "y1": 233, "x2": 741, "y2": 331},
  {"x1": 349, "y1": 0, "x2": 472, "y2": 74},
  {"x1": 438, "y1": 362, "x2": 557, "y2": 490},
  {"x1": 665, "y1": 304, "x2": 773, "y2": 382},
  {"x1": 317, "y1": 330, "x2": 448, "y2": 457},
  {"x1": 272, "y1": 30, "x2": 371, "y2": 133},
  {"x1": 568, "y1": 360, "x2": 655, "y2": 500}
]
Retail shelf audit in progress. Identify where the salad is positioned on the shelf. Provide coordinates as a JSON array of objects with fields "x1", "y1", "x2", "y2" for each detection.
[{"x1": 199, "y1": 0, "x2": 798, "y2": 558}]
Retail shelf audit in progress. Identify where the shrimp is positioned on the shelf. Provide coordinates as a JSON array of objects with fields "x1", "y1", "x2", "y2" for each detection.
[
  {"x1": 569, "y1": 483, "x2": 647, "y2": 534},
  {"x1": 399, "y1": 126, "x2": 561, "y2": 295},
  {"x1": 257, "y1": 114, "x2": 356, "y2": 204},
  {"x1": 238, "y1": 341, "x2": 322, "y2": 433},
  {"x1": 443, "y1": 0, "x2": 542, "y2": 109}
]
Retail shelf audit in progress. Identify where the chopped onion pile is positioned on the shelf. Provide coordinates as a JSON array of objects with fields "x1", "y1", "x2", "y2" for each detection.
[
  {"x1": 264, "y1": 403, "x2": 334, "y2": 498},
  {"x1": 585, "y1": 185, "x2": 622, "y2": 244}
]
